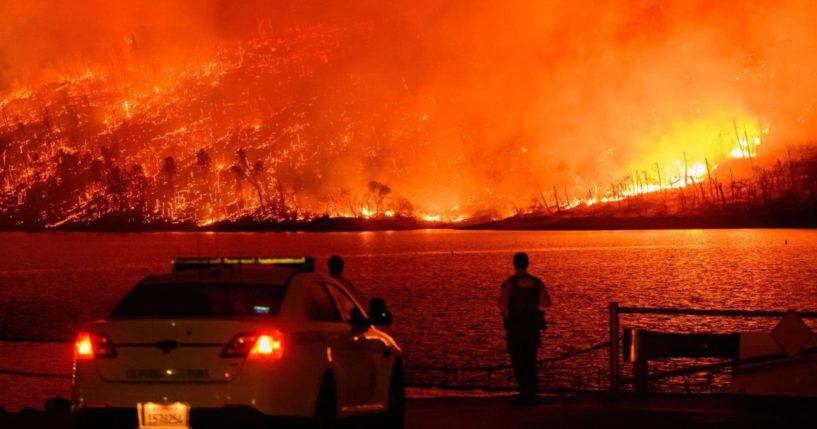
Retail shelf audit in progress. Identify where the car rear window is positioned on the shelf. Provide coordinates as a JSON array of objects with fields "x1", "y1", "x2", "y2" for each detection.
[{"x1": 111, "y1": 282, "x2": 287, "y2": 318}]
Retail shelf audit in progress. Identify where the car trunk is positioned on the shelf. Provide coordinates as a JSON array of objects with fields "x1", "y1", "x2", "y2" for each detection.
[{"x1": 91, "y1": 319, "x2": 270, "y2": 383}]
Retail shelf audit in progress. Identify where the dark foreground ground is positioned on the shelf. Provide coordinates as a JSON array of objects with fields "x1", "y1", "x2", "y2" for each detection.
[
  {"x1": 407, "y1": 394, "x2": 817, "y2": 428},
  {"x1": 2, "y1": 394, "x2": 815, "y2": 429}
]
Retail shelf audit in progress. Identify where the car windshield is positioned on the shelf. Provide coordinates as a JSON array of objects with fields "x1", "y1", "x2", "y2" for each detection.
[{"x1": 111, "y1": 282, "x2": 287, "y2": 318}]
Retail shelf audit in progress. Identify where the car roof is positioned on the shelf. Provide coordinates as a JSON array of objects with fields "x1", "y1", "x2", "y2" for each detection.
[{"x1": 140, "y1": 268, "x2": 298, "y2": 286}]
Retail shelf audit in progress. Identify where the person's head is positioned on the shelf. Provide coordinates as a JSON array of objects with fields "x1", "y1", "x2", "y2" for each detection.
[
  {"x1": 328, "y1": 255, "x2": 344, "y2": 276},
  {"x1": 513, "y1": 252, "x2": 529, "y2": 271}
]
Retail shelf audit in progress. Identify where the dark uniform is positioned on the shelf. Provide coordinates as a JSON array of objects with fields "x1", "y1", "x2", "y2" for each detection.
[{"x1": 499, "y1": 273, "x2": 550, "y2": 400}]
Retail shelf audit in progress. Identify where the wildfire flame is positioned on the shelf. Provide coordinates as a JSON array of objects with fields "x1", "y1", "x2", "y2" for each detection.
[{"x1": 1, "y1": 1, "x2": 817, "y2": 228}]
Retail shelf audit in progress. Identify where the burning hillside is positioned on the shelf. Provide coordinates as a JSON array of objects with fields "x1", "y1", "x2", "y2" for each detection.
[{"x1": 2, "y1": 1, "x2": 817, "y2": 229}]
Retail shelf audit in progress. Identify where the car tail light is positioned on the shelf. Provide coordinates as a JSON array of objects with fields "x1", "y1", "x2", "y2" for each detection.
[
  {"x1": 74, "y1": 332, "x2": 117, "y2": 360},
  {"x1": 222, "y1": 331, "x2": 283, "y2": 359}
]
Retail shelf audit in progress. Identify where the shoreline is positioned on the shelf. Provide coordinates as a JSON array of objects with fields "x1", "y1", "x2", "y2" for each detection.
[
  {"x1": 463, "y1": 213, "x2": 817, "y2": 231},
  {"x1": 0, "y1": 215, "x2": 814, "y2": 232}
]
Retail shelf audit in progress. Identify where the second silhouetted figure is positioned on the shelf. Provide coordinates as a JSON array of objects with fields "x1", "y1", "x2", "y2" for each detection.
[{"x1": 328, "y1": 255, "x2": 360, "y2": 298}]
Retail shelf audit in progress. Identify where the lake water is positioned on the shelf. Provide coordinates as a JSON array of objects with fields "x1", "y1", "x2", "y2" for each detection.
[{"x1": 1, "y1": 229, "x2": 817, "y2": 410}]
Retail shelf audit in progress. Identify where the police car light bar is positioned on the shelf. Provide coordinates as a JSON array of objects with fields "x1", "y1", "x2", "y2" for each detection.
[{"x1": 172, "y1": 257, "x2": 315, "y2": 272}]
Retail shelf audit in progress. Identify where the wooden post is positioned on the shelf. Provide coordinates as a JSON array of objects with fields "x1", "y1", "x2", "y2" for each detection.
[
  {"x1": 632, "y1": 329, "x2": 649, "y2": 394},
  {"x1": 633, "y1": 359, "x2": 649, "y2": 393},
  {"x1": 609, "y1": 302, "x2": 620, "y2": 394}
]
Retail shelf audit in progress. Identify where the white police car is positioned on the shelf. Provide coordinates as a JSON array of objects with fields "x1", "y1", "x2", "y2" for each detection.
[{"x1": 72, "y1": 257, "x2": 404, "y2": 428}]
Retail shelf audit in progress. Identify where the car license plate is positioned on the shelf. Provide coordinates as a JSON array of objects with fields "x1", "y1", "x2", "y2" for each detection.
[{"x1": 137, "y1": 402, "x2": 190, "y2": 428}]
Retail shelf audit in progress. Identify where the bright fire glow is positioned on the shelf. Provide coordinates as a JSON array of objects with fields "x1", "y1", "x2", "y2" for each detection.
[
  {"x1": 569, "y1": 115, "x2": 768, "y2": 208},
  {"x1": 1, "y1": 2, "x2": 816, "y2": 227}
]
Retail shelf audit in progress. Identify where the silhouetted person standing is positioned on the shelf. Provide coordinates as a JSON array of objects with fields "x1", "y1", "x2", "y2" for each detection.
[
  {"x1": 498, "y1": 252, "x2": 552, "y2": 404},
  {"x1": 328, "y1": 255, "x2": 359, "y2": 297}
]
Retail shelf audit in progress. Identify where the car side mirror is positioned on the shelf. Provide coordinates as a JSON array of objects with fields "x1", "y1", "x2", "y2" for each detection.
[{"x1": 368, "y1": 298, "x2": 392, "y2": 326}]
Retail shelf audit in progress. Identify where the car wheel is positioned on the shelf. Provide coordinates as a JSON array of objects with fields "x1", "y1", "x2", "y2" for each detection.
[
  {"x1": 314, "y1": 375, "x2": 337, "y2": 429},
  {"x1": 371, "y1": 364, "x2": 405, "y2": 429}
]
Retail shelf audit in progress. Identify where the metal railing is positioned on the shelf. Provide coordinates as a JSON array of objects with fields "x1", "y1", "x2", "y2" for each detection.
[
  {"x1": 405, "y1": 340, "x2": 610, "y2": 392},
  {"x1": 0, "y1": 335, "x2": 611, "y2": 392},
  {"x1": 608, "y1": 302, "x2": 817, "y2": 394},
  {"x1": 0, "y1": 368, "x2": 71, "y2": 379},
  {"x1": 5, "y1": 303, "x2": 816, "y2": 395},
  {"x1": 0, "y1": 336, "x2": 69, "y2": 344},
  {"x1": 0, "y1": 336, "x2": 71, "y2": 379}
]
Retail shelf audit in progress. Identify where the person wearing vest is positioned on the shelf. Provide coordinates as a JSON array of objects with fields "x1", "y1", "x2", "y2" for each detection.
[{"x1": 497, "y1": 252, "x2": 552, "y2": 405}]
